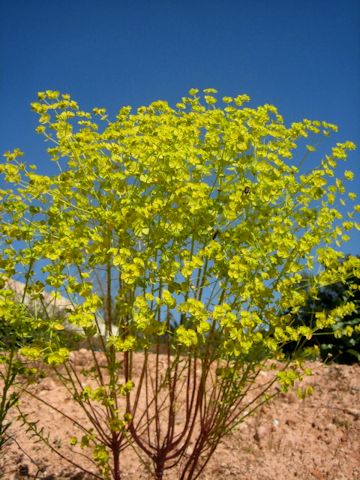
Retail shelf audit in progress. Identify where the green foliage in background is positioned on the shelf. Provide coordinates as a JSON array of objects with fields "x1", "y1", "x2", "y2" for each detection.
[{"x1": 282, "y1": 258, "x2": 360, "y2": 363}]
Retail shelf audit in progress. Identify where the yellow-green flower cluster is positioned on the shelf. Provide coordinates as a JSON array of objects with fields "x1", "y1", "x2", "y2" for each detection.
[{"x1": 1, "y1": 88, "x2": 359, "y2": 363}]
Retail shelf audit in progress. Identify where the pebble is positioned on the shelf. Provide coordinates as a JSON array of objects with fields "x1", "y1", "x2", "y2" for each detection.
[
  {"x1": 272, "y1": 418, "x2": 280, "y2": 427},
  {"x1": 254, "y1": 425, "x2": 269, "y2": 443},
  {"x1": 40, "y1": 378, "x2": 56, "y2": 391},
  {"x1": 326, "y1": 423, "x2": 337, "y2": 432}
]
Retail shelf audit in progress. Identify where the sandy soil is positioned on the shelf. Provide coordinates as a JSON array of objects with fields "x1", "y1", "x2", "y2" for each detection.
[{"x1": 1, "y1": 352, "x2": 360, "y2": 480}]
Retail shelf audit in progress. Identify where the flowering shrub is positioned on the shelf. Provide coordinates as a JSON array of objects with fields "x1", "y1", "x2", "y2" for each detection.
[{"x1": 0, "y1": 88, "x2": 359, "y2": 479}]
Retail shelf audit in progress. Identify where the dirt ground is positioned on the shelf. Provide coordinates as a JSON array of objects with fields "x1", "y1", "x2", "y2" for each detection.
[{"x1": 2, "y1": 352, "x2": 360, "y2": 480}]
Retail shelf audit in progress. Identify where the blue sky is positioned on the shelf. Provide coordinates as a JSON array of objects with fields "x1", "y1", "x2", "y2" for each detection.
[{"x1": 1, "y1": 0, "x2": 359, "y2": 253}]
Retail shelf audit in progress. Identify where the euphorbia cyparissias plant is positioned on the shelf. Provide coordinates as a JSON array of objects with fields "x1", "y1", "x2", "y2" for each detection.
[{"x1": 0, "y1": 88, "x2": 359, "y2": 479}]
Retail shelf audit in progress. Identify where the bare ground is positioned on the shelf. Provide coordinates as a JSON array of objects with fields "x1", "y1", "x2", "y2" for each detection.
[{"x1": 2, "y1": 352, "x2": 360, "y2": 480}]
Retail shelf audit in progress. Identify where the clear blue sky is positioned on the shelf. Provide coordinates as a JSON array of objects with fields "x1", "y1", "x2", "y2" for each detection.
[{"x1": 1, "y1": 0, "x2": 359, "y2": 253}]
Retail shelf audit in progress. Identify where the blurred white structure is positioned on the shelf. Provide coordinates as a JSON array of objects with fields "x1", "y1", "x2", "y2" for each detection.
[{"x1": 4, "y1": 279, "x2": 118, "y2": 338}]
